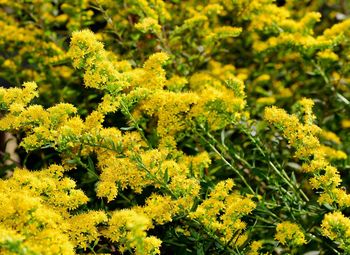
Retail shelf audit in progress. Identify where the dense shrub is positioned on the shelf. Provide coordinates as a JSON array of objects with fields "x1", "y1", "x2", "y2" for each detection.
[{"x1": 0, "y1": 0, "x2": 350, "y2": 254}]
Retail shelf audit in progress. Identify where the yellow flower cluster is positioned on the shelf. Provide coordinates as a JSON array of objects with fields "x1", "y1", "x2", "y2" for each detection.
[
  {"x1": 321, "y1": 130, "x2": 341, "y2": 144},
  {"x1": 0, "y1": 165, "x2": 88, "y2": 254},
  {"x1": 135, "y1": 90, "x2": 198, "y2": 148},
  {"x1": 181, "y1": 151, "x2": 211, "y2": 178},
  {"x1": 189, "y1": 179, "x2": 255, "y2": 248},
  {"x1": 132, "y1": 52, "x2": 170, "y2": 90},
  {"x1": 174, "y1": 14, "x2": 208, "y2": 34},
  {"x1": 0, "y1": 163, "x2": 169, "y2": 254},
  {"x1": 0, "y1": 87, "x2": 81, "y2": 152},
  {"x1": 317, "y1": 49, "x2": 339, "y2": 62},
  {"x1": 68, "y1": 30, "x2": 248, "y2": 150},
  {"x1": 0, "y1": 28, "x2": 253, "y2": 253},
  {"x1": 204, "y1": 26, "x2": 242, "y2": 45},
  {"x1": 250, "y1": 2, "x2": 345, "y2": 56},
  {"x1": 264, "y1": 100, "x2": 350, "y2": 207},
  {"x1": 135, "y1": 17, "x2": 162, "y2": 35},
  {"x1": 265, "y1": 100, "x2": 350, "y2": 252},
  {"x1": 0, "y1": 82, "x2": 38, "y2": 113},
  {"x1": 68, "y1": 211, "x2": 107, "y2": 250},
  {"x1": 275, "y1": 221, "x2": 306, "y2": 247},
  {"x1": 69, "y1": 29, "x2": 129, "y2": 93},
  {"x1": 247, "y1": 240, "x2": 263, "y2": 255},
  {"x1": 321, "y1": 212, "x2": 350, "y2": 253},
  {"x1": 264, "y1": 101, "x2": 320, "y2": 159},
  {"x1": 103, "y1": 209, "x2": 161, "y2": 255},
  {"x1": 0, "y1": 1, "x2": 349, "y2": 253},
  {"x1": 96, "y1": 146, "x2": 201, "y2": 220}
]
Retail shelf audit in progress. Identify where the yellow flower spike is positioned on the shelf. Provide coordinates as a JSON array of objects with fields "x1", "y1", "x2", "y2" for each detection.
[
  {"x1": 174, "y1": 14, "x2": 208, "y2": 34},
  {"x1": 69, "y1": 29, "x2": 104, "y2": 69},
  {"x1": 214, "y1": 26, "x2": 242, "y2": 39},
  {"x1": 318, "y1": 188, "x2": 350, "y2": 208},
  {"x1": 130, "y1": 0, "x2": 159, "y2": 19},
  {"x1": 103, "y1": 209, "x2": 161, "y2": 255},
  {"x1": 189, "y1": 78, "x2": 246, "y2": 130},
  {"x1": 69, "y1": 29, "x2": 129, "y2": 92},
  {"x1": 224, "y1": 194, "x2": 256, "y2": 217},
  {"x1": 47, "y1": 103, "x2": 77, "y2": 125},
  {"x1": 309, "y1": 165, "x2": 341, "y2": 190},
  {"x1": 135, "y1": 17, "x2": 162, "y2": 35},
  {"x1": 275, "y1": 221, "x2": 306, "y2": 247},
  {"x1": 321, "y1": 130, "x2": 341, "y2": 144},
  {"x1": 248, "y1": 240, "x2": 263, "y2": 255},
  {"x1": 225, "y1": 77, "x2": 246, "y2": 98},
  {"x1": 98, "y1": 94, "x2": 121, "y2": 114},
  {"x1": 321, "y1": 212, "x2": 350, "y2": 253},
  {"x1": 264, "y1": 104, "x2": 350, "y2": 207},
  {"x1": 136, "y1": 90, "x2": 198, "y2": 146},
  {"x1": 189, "y1": 179, "x2": 255, "y2": 249},
  {"x1": 68, "y1": 211, "x2": 108, "y2": 250},
  {"x1": 317, "y1": 49, "x2": 339, "y2": 61},
  {"x1": 138, "y1": 52, "x2": 169, "y2": 90},
  {"x1": 235, "y1": 233, "x2": 248, "y2": 247},
  {"x1": 298, "y1": 12, "x2": 321, "y2": 34},
  {"x1": 322, "y1": 19, "x2": 350, "y2": 38},
  {"x1": 298, "y1": 98, "x2": 316, "y2": 124},
  {"x1": 136, "y1": 194, "x2": 178, "y2": 225},
  {"x1": 180, "y1": 151, "x2": 211, "y2": 178},
  {"x1": 165, "y1": 75, "x2": 188, "y2": 92},
  {"x1": 255, "y1": 74, "x2": 271, "y2": 83},
  {"x1": 0, "y1": 81, "x2": 38, "y2": 113},
  {"x1": 256, "y1": 96, "x2": 276, "y2": 105},
  {"x1": 302, "y1": 158, "x2": 328, "y2": 173},
  {"x1": 168, "y1": 175, "x2": 201, "y2": 198},
  {"x1": 0, "y1": 165, "x2": 91, "y2": 254},
  {"x1": 85, "y1": 110, "x2": 105, "y2": 131},
  {"x1": 205, "y1": 26, "x2": 242, "y2": 44},
  {"x1": 142, "y1": 236, "x2": 162, "y2": 255}
]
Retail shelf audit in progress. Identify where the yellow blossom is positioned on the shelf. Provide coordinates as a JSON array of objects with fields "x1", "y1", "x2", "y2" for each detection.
[
  {"x1": 68, "y1": 211, "x2": 107, "y2": 249},
  {"x1": 275, "y1": 221, "x2": 306, "y2": 247},
  {"x1": 135, "y1": 17, "x2": 161, "y2": 35},
  {"x1": 321, "y1": 212, "x2": 350, "y2": 253},
  {"x1": 103, "y1": 209, "x2": 161, "y2": 254}
]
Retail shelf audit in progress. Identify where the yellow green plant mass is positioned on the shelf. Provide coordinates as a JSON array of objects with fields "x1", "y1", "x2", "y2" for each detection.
[{"x1": 0, "y1": 0, "x2": 350, "y2": 254}]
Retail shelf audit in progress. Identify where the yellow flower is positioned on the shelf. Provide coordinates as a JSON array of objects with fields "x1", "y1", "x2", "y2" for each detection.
[
  {"x1": 248, "y1": 241, "x2": 263, "y2": 255},
  {"x1": 275, "y1": 221, "x2": 306, "y2": 247},
  {"x1": 321, "y1": 212, "x2": 350, "y2": 253},
  {"x1": 265, "y1": 104, "x2": 350, "y2": 207},
  {"x1": 69, "y1": 30, "x2": 129, "y2": 92},
  {"x1": 189, "y1": 179, "x2": 255, "y2": 248},
  {"x1": 135, "y1": 17, "x2": 161, "y2": 35},
  {"x1": 0, "y1": 82, "x2": 38, "y2": 113},
  {"x1": 317, "y1": 49, "x2": 339, "y2": 61},
  {"x1": 68, "y1": 211, "x2": 107, "y2": 249},
  {"x1": 103, "y1": 209, "x2": 161, "y2": 254},
  {"x1": 0, "y1": 166, "x2": 84, "y2": 254},
  {"x1": 69, "y1": 29, "x2": 104, "y2": 69},
  {"x1": 321, "y1": 130, "x2": 341, "y2": 144},
  {"x1": 257, "y1": 96, "x2": 276, "y2": 105},
  {"x1": 136, "y1": 194, "x2": 178, "y2": 225}
]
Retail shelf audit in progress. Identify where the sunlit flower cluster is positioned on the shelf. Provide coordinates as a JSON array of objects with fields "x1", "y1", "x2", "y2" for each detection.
[{"x1": 0, "y1": 0, "x2": 350, "y2": 254}]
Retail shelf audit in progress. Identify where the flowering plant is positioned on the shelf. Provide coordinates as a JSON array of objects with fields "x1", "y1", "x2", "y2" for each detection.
[{"x1": 0, "y1": 0, "x2": 350, "y2": 254}]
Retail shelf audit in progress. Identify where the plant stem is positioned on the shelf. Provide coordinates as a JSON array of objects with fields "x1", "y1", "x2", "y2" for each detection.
[
  {"x1": 196, "y1": 128, "x2": 256, "y2": 195},
  {"x1": 238, "y1": 124, "x2": 310, "y2": 202}
]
